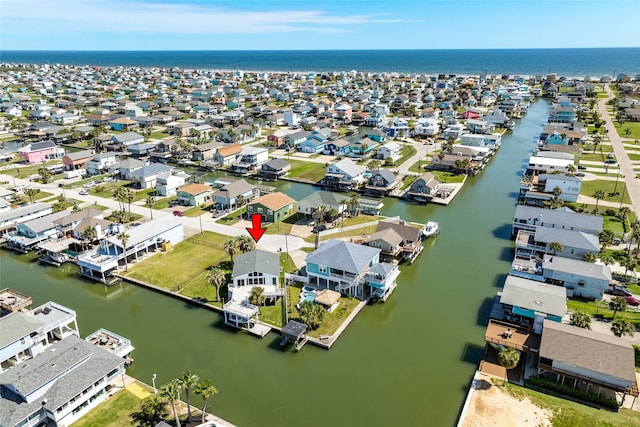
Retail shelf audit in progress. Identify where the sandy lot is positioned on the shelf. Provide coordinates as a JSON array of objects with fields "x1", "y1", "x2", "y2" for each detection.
[{"x1": 461, "y1": 374, "x2": 552, "y2": 427}]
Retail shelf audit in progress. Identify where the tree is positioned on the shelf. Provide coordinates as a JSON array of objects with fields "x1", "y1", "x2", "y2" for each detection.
[
  {"x1": 347, "y1": 193, "x2": 360, "y2": 217},
  {"x1": 118, "y1": 232, "x2": 130, "y2": 272},
  {"x1": 570, "y1": 310, "x2": 592, "y2": 329},
  {"x1": 597, "y1": 229, "x2": 615, "y2": 253},
  {"x1": 122, "y1": 187, "x2": 135, "y2": 221},
  {"x1": 236, "y1": 235, "x2": 255, "y2": 253},
  {"x1": 549, "y1": 241, "x2": 563, "y2": 255},
  {"x1": 145, "y1": 195, "x2": 156, "y2": 219},
  {"x1": 618, "y1": 206, "x2": 631, "y2": 221},
  {"x1": 249, "y1": 286, "x2": 266, "y2": 307},
  {"x1": 38, "y1": 167, "x2": 52, "y2": 183},
  {"x1": 497, "y1": 347, "x2": 520, "y2": 384},
  {"x1": 592, "y1": 190, "x2": 606, "y2": 212},
  {"x1": 611, "y1": 318, "x2": 635, "y2": 337},
  {"x1": 582, "y1": 252, "x2": 597, "y2": 263},
  {"x1": 298, "y1": 300, "x2": 325, "y2": 330},
  {"x1": 610, "y1": 296, "x2": 628, "y2": 320},
  {"x1": 83, "y1": 226, "x2": 97, "y2": 249},
  {"x1": 566, "y1": 164, "x2": 576, "y2": 175},
  {"x1": 206, "y1": 267, "x2": 226, "y2": 302},
  {"x1": 623, "y1": 256, "x2": 638, "y2": 276},
  {"x1": 159, "y1": 380, "x2": 182, "y2": 427},
  {"x1": 195, "y1": 380, "x2": 218, "y2": 424},
  {"x1": 600, "y1": 254, "x2": 615, "y2": 266},
  {"x1": 235, "y1": 194, "x2": 245, "y2": 209},
  {"x1": 179, "y1": 370, "x2": 199, "y2": 423},
  {"x1": 131, "y1": 393, "x2": 168, "y2": 427},
  {"x1": 24, "y1": 187, "x2": 39, "y2": 204},
  {"x1": 224, "y1": 238, "x2": 238, "y2": 264},
  {"x1": 315, "y1": 204, "x2": 328, "y2": 224}
]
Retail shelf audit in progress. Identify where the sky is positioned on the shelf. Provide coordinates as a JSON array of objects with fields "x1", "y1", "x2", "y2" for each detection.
[{"x1": 1, "y1": 0, "x2": 639, "y2": 50}]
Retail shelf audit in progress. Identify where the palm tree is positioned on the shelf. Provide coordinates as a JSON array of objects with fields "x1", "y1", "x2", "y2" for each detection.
[
  {"x1": 24, "y1": 187, "x2": 38, "y2": 204},
  {"x1": 600, "y1": 254, "x2": 615, "y2": 267},
  {"x1": 113, "y1": 187, "x2": 126, "y2": 213},
  {"x1": 497, "y1": 347, "x2": 520, "y2": 385},
  {"x1": 611, "y1": 318, "x2": 635, "y2": 337},
  {"x1": 249, "y1": 286, "x2": 266, "y2": 307},
  {"x1": 570, "y1": 310, "x2": 592, "y2": 329},
  {"x1": 122, "y1": 187, "x2": 135, "y2": 221},
  {"x1": 235, "y1": 194, "x2": 245, "y2": 209},
  {"x1": 145, "y1": 195, "x2": 156, "y2": 220},
  {"x1": 179, "y1": 370, "x2": 199, "y2": 423},
  {"x1": 597, "y1": 229, "x2": 615, "y2": 253},
  {"x1": 347, "y1": 193, "x2": 360, "y2": 217},
  {"x1": 118, "y1": 231, "x2": 130, "y2": 272},
  {"x1": 623, "y1": 256, "x2": 638, "y2": 276},
  {"x1": 610, "y1": 296, "x2": 628, "y2": 320},
  {"x1": 315, "y1": 204, "x2": 328, "y2": 224},
  {"x1": 206, "y1": 267, "x2": 226, "y2": 302},
  {"x1": 549, "y1": 241, "x2": 563, "y2": 255},
  {"x1": 224, "y1": 239, "x2": 238, "y2": 264},
  {"x1": 159, "y1": 380, "x2": 182, "y2": 427},
  {"x1": 133, "y1": 393, "x2": 168, "y2": 426},
  {"x1": 618, "y1": 206, "x2": 631, "y2": 221},
  {"x1": 582, "y1": 252, "x2": 597, "y2": 263},
  {"x1": 195, "y1": 380, "x2": 218, "y2": 424},
  {"x1": 83, "y1": 226, "x2": 97, "y2": 249},
  {"x1": 236, "y1": 235, "x2": 255, "y2": 253},
  {"x1": 592, "y1": 190, "x2": 605, "y2": 212}
]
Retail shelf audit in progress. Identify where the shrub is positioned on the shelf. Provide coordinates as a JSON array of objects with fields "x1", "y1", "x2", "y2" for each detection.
[
  {"x1": 605, "y1": 209, "x2": 616, "y2": 217},
  {"x1": 526, "y1": 375, "x2": 618, "y2": 410}
]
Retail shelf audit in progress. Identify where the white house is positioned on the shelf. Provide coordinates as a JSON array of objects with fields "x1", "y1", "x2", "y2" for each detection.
[
  {"x1": 539, "y1": 173, "x2": 582, "y2": 202},
  {"x1": 228, "y1": 249, "x2": 282, "y2": 303},
  {"x1": 283, "y1": 111, "x2": 300, "y2": 127},
  {"x1": 412, "y1": 117, "x2": 439, "y2": 137},
  {"x1": 86, "y1": 152, "x2": 118, "y2": 176},
  {"x1": 156, "y1": 171, "x2": 186, "y2": 197},
  {"x1": 377, "y1": 142, "x2": 401, "y2": 161}
]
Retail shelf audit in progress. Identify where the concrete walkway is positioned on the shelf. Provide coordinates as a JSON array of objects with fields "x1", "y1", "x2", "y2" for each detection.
[{"x1": 598, "y1": 85, "x2": 640, "y2": 213}]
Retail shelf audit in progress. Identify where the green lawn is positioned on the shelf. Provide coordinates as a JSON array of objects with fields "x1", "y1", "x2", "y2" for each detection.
[
  {"x1": 126, "y1": 232, "x2": 229, "y2": 301},
  {"x1": 73, "y1": 389, "x2": 140, "y2": 427},
  {"x1": 626, "y1": 153, "x2": 640, "y2": 161},
  {"x1": 286, "y1": 159, "x2": 326, "y2": 183},
  {"x1": 566, "y1": 298, "x2": 640, "y2": 325},
  {"x1": 216, "y1": 207, "x2": 247, "y2": 225},
  {"x1": 153, "y1": 196, "x2": 177, "y2": 210},
  {"x1": 615, "y1": 122, "x2": 640, "y2": 139},
  {"x1": 307, "y1": 296, "x2": 360, "y2": 338},
  {"x1": 431, "y1": 170, "x2": 465, "y2": 184},
  {"x1": 400, "y1": 175, "x2": 417, "y2": 190},
  {"x1": 408, "y1": 160, "x2": 426, "y2": 173},
  {"x1": 149, "y1": 130, "x2": 169, "y2": 139},
  {"x1": 392, "y1": 144, "x2": 417, "y2": 167},
  {"x1": 258, "y1": 299, "x2": 284, "y2": 328},
  {"x1": 580, "y1": 179, "x2": 632, "y2": 204},
  {"x1": 502, "y1": 382, "x2": 640, "y2": 427},
  {"x1": 265, "y1": 215, "x2": 295, "y2": 235}
]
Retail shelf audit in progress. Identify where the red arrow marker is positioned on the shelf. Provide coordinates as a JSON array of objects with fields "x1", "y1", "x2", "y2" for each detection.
[{"x1": 246, "y1": 213, "x2": 266, "y2": 243}]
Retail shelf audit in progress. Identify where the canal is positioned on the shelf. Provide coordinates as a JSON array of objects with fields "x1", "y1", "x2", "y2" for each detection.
[{"x1": 0, "y1": 100, "x2": 549, "y2": 426}]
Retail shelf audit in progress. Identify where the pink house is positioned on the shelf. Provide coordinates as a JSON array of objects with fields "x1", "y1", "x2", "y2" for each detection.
[{"x1": 18, "y1": 141, "x2": 64, "y2": 164}]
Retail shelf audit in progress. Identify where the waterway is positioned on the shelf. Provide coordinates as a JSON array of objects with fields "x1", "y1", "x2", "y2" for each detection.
[{"x1": 0, "y1": 100, "x2": 549, "y2": 426}]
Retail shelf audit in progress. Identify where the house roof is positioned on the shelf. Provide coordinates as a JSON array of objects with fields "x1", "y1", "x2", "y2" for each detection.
[
  {"x1": 262, "y1": 158, "x2": 289, "y2": 170},
  {"x1": 217, "y1": 144, "x2": 242, "y2": 157},
  {"x1": 500, "y1": 275, "x2": 566, "y2": 318},
  {"x1": 0, "y1": 202, "x2": 51, "y2": 225},
  {"x1": 232, "y1": 249, "x2": 280, "y2": 278},
  {"x1": 375, "y1": 219, "x2": 422, "y2": 242},
  {"x1": 64, "y1": 149, "x2": 93, "y2": 161},
  {"x1": 332, "y1": 158, "x2": 365, "y2": 178},
  {"x1": 540, "y1": 319, "x2": 636, "y2": 384},
  {"x1": 106, "y1": 215, "x2": 182, "y2": 248},
  {"x1": 129, "y1": 163, "x2": 174, "y2": 179},
  {"x1": 298, "y1": 191, "x2": 349, "y2": 210},
  {"x1": 0, "y1": 335, "x2": 124, "y2": 427},
  {"x1": 542, "y1": 255, "x2": 611, "y2": 281},
  {"x1": 19, "y1": 211, "x2": 68, "y2": 234},
  {"x1": 249, "y1": 192, "x2": 294, "y2": 211},
  {"x1": 513, "y1": 205, "x2": 602, "y2": 233},
  {"x1": 214, "y1": 179, "x2": 255, "y2": 199},
  {"x1": 178, "y1": 183, "x2": 211, "y2": 196},
  {"x1": 23, "y1": 140, "x2": 57, "y2": 152},
  {"x1": 111, "y1": 132, "x2": 143, "y2": 143},
  {"x1": 534, "y1": 227, "x2": 599, "y2": 252},
  {"x1": 0, "y1": 311, "x2": 45, "y2": 349},
  {"x1": 306, "y1": 239, "x2": 380, "y2": 275},
  {"x1": 53, "y1": 208, "x2": 103, "y2": 226}
]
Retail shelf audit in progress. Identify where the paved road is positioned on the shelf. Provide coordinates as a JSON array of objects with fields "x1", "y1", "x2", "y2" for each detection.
[{"x1": 598, "y1": 85, "x2": 640, "y2": 214}]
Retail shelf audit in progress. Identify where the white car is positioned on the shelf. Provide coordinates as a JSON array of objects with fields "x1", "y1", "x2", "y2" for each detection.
[{"x1": 78, "y1": 189, "x2": 89, "y2": 196}]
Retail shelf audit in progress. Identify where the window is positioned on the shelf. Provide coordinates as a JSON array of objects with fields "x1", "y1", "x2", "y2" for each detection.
[
  {"x1": 318, "y1": 265, "x2": 327, "y2": 273},
  {"x1": 268, "y1": 210, "x2": 273, "y2": 215},
  {"x1": 257, "y1": 207, "x2": 263, "y2": 213},
  {"x1": 247, "y1": 206, "x2": 253, "y2": 211}
]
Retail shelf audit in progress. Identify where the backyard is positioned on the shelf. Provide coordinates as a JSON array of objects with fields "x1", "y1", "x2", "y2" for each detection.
[
  {"x1": 73, "y1": 390, "x2": 140, "y2": 427},
  {"x1": 286, "y1": 159, "x2": 326, "y2": 183},
  {"x1": 580, "y1": 179, "x2": 632, "y2": 204}
]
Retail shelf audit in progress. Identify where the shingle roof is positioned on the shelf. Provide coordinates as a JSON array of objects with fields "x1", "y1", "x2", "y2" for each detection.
[
  {"x1": 500, "y1": 275, "x2": 566, "y2": 318},
  {"x1": 232, "y1": 249, "x2": 280, "y2": 278},
  {"x1": 178, "y1": 183, "x2": 211, "y2": 195},
  {"x1": 306, "y1": 239, "x2": 380, "y2": 275},
  {"x1": 298, "y1": 191, "x2": 349, "y2": 210},
  {"x1": 540, "y1": 319, "x2": 636, "y2": 384},
  {"x1": 375, "y1": 220, "x2": 421, "y2": 242},
  {"x1": 64, "y1": 149, "x2": 93, "y2": 161},
  {"x1": 514, "y1": 205, "x2": 602, "y2": 234},
  {"x1": 0, "y1": 312, "x2": 45, "y2": 349},
  {"x1": 217, "y1": 144, "x2": 242, "y2": 157},
  {"x1": 542, "y1": 255, "x2": 611, "y2": 281},
  {"x1": 534, "y1": 228, "x2": 599, "y2": 252},
  {"x1": 249, "y1": 192, "x2": 294, "y2": 211},
  {"x1": 332, "y1": 158, "x2": 365, "y2": 178}
]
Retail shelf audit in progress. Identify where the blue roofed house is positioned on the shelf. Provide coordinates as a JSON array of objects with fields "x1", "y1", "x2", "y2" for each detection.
[
  {"x1": 546, "y1": 133, "x2": 569, "y2": 145},
  {"x1": 305, "y1": 239, "x2": 399, "y2": 300}
]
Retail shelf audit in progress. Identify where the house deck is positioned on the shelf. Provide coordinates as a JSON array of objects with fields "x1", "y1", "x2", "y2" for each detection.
[
  {"x1": 484, "y1": 319, "x2": 541, "y2": 353},
  {"x1": 248, "y1": 323, "x2": 271, "y2": 338}
]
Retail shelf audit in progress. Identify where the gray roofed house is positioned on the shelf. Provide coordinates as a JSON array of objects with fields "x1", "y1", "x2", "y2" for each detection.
[
  {"x1": 260, "y1": 158, "x2": 290, "y2": 179},
  {"x1": 110, "y1": 131, "x2": 144, "y2": 146},
  {"x1": 128, "y1": 163, "x2": 174, "y2": 189},
  {"x1": 296, "y1": 190, "x2": 350, "y2": 217},
  {"x1": 541, "y1": 255, "x2": 611, "y2": 299},
  {"x1": 232, "y1": 249, "x2": 281, "y2": 279},
  {"x1": 406, "y1": 172, "x2": 441, "y2": 202},
  {"x1": 0, "y1": 202, "x2": 53, "y2": 231},
  {"x1": 533, "y1": 227, "x2": 599, "y2": 258},
  {"x1": 3, "y1": 211, "x2": 69, "y2": 252},
  {"x1": 539, "y1": 319, "x2": 637, "y2": 396},
  {"x1": 212, "y1": 179, "x2": 258, "y2": 208},
  {"x1": 366, "y1": 168, "x2": 399, "y2": 195},
  {"x1": 368, "y1": 219, "x2": 423, "y2": 262},
  {"x1": 512, "y1": 205, "x2": 603, "y2": 236},
  {"x1": 0, "y1": 335, "x2": 125, "y2": 427},
  {"x1": 0, "y1": 311, "x2": 45, "y2": 353},
  {"x1": 500, "y1": 275, "x2": 567, "y2": 325}
]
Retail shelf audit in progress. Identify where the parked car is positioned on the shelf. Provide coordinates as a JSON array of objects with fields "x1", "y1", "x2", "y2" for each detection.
[
  {"x1": 172, "y1": 210, "x2": 184, "y2": 217},
  {"x1": 78, "y1": 189, "x2": 89, "y2": 196},
  {"x1": 626, "y1": 296, "x2": 640, "y2": 306},
  {"x1": 606, "y1": 285, "x2": 632, "y2": 297},
  {"x1": 577, "y1": 165, "x2": 587, "y2": 170},
  {"x1": 312, "y1": 224, "x2": 327, "y2": 233},
  {"x1": 168, "y1": 200, "x2": 180, "y2": 207},
  {"x1": 575, "y1": 172, "x2": 585, "y2": 177}
]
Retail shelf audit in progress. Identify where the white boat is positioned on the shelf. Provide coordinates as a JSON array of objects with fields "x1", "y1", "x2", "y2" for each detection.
[{"x1": 422, "y1": 221, "x2": 439, "y2": 238}]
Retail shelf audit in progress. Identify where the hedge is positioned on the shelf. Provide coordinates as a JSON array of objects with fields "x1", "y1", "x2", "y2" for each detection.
[{"x1": 526, "y1": 375, "x2": 619, "y2": 410}]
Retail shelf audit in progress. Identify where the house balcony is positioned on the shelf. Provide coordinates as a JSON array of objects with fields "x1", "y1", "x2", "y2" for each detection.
[
  {"x1": 515, "y1": 230, "x2": 546, "y2": 252},
  {"x1": 77, "y1": 251, "x2": 120, "y2": 273},
  {"x1": 485, "y1": 319, "x2": 541, "y2": 353},
  {"x1": 329, "y1": 270, "x2": 357, "y2": 281}
]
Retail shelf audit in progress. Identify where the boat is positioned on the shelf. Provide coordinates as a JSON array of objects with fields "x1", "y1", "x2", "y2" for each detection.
[{"x1": 422, "y1": 221, "x2": 439, "y2": 238}]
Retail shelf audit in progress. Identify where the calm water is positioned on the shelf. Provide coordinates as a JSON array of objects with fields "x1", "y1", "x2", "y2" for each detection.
[
  {"x1": 2, "y1": 49, "x2": 639, "y2": 76},
  {"x1": 0, "y1": 100, "x2": 549, "y2": 426}
]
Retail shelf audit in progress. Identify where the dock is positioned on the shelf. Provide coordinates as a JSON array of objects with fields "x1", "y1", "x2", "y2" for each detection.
[{"x1": 248, "y1": 322, "x2": 272, "y2": 338}]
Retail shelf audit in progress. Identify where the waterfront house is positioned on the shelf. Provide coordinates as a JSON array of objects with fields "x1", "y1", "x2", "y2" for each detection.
[
  {"x1": 514, "y1": 227, "x2": 599, "y2": 261},
  {"x1": 364, "y1": 262, "x2": 401, "y2": 301},
  {"x1": 3, "y1": 211, "x2": 69, "y2": 253},
  {"x1": 465, "y1": 119, "x2": 493, "y2": 134},
  {"x1": 156, "y1": 172, "x2": 186, "y2": 197},
  {"x1": 86, "y1": 152, "x2": 117, "y2": 176},
  {"x1": 129, "y1": 163, "x2": 174, "y2": 189},
  {"x1": 322, "y1": 158, "x2": 367, "y2": 191},
  {"x1": 62, "y1": 149, "x2": 93, "y2": 171},
  {"x1": 361, "y1": 128, "x2": 386, "y2": 143},
  {"x1": 52, "y1": 208, "x2": 105, "y2": 238},
  {"x1": 526, "y1": 154, "x2": 575, "y2": 176},
  {"x1": 406, "y1": 172, "x2": 441, "y2": 203},
  {"x1": 259, "y1": 159, "x2": 290, "y2": 180},
  {"x1": 110, "y1": 132, "x2": 144, "y2": 149},
  {"x1": 112, "y1": 157, "x2": 145, "y2": 180},
  {"x1": 520, "y1": 173, "x2": 582, "y2": 205},
  {"x1": 460, "y1": 133, "x2": 502, "y2": 150},
  {"x1": 232, "y1": 146, "x2": 269, "y2": 175},
  {"x1": 246, "y1": 192, "x2": 295, "y2": 224},
  {"x1": 431, "y1": 146, "x2": 489, "y2": 173},
  {"x1": 365, "y1": 169, "x2": 400, "y2": 196},
  {"x1": 296, "y1": 191, "x2": 349, "y2": 219},
  {"x1": 17, "y1": 141, "x2": 64, "y2": 164},
  {"x1": 176, "y1": 183, "x2": 212, "y2": 207},
  {"x1": 377, "y1": 142, "x2": 401, "y2": 162},
  {"x1": 442, "y1": 124, "x2": 464, "y2": 140},
  {"x1": 0, "y1": 203, "x2": 53, "y2": 234},
  {"x1": 191, "y1": 142, "x2": 221, "y2": 161},
  {"x1": 305, "y1": 239, "x2": 382, "y2": 299},
  {"x1": 214, "y1": 144, "x2": 243, "y2": 166},
  {"x1": 358, "y1": 197, "x2": 385, "y2": 215},
  {"x1": 367, "y1": 219, "x2": 422, "y2": 263},
  {"x1": 212, "y1": 179, "x2": 258, "y2": 209},
  {"x1": 228, "y1": 249, "x2": 282, "y2": 303},
  {"x1": 77, "y1": 215, "x2": 184, "y2": 282},
  {"x1": 511, "y1": 205, "x2": 602, "y2": 237},
  {"x1": 541, "y1": 255, "x2": 611, "y2": 299}
]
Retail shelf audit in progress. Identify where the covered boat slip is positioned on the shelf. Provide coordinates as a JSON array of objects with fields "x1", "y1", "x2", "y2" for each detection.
[
  {"x1": 223, "y1": 300, "x2": 271, "y2": 337},
  {"x1": 37, "y1": 239, "x2": 72, "y2": 266},
  {"x1": 280, "y1": 320, "x2": 308, "y2": 351}
]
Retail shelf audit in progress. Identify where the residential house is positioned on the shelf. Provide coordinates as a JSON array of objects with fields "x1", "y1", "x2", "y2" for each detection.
[
  {"x1": 514, "y1": 227, "x2": 599, "y2": 261},
  {"x1": 365, "y1": 169, "x2": 400, "y2": 196},
  {"x1": 284, "y1": 130, "x2": 310, "y2": 150},
  {"x1": 360, "y1": 128, "x2": 386, "y2": 143},
  {"x1": 296, "y1": 191, "x2": 350, "y2": 219},
  {"x1": 0, "y1": 202, "x2": 53, "y2": 233},
  {"x1": 431, "y1": 145, "x2": 490, "y2": 173},
  {"x1": 537, "y1": 320, "x2": 638, "y2": 403},
  {"x1": 109, "y1": 117, "x2": 138, "y2": 131},
  {"x1": 17, "y1": 141, "x2": 64, "y2": 164},
  {"x1": 377, "y1": 142, "x2": 401, "y2": 162},
  {"x1": 442, "y1": 124, "x2": 464, "y2": 140},
  {"x1": 364, "y1": 106, "x2": 388, "y2": 127},
  {"x1": 323, "y1": 138, "x2": 350, "y2": 156},
  {"x1": 3, "y1": 211, "x2": 69, "y2": 253},
  {"x1": 367, "y1": 219, "x2": 423, "y2": 263},
  {"x1": 259, "y1": 159, "x2": 290, "y2": 179},
  {"x1": 246, "y1": 192, "x2": 295, "y2": 223},
  {"x1": 214, "y1": 144, "x2": 243, "y2": 166},
  {"x1": 129, "y1": 163, "x2": 174, "y2": 189},
  {"x1": 546, "y1": 133, "x2": 569, "y2": 145},
  {"x1": 511, "y1": 206, "x2": 603, "y2": 237},
  {"x1": 406, "y1": 172, "x2": 441, "y2": 203},
  {"x1": 228, "y1": 249, "x2": 282, "y2": 303},
  {"x1": 191, "y1": 142, "x2": 221, "y2": 161},
  {"x1": 483, "y1": 110, "x2": 510, "y2": 127},
  {"x1": 348, "y1": 137, "x2": 378, "y2": 158},
  {"x1": 364, "y1": 262, "x2": 401, "y2": 301},
  {"x1": 112, "y1": 157, "x2": 145, "y2": 180},
  {"x1": 110, "y1": 132, "x2": 144, "y2": 149},
  {"x1": 156, "y1": 171, "x2": 186, "y2": 197},
  {"x1": 86, "y1": 152, "x2": 117, "y2": 176},
  {"x1": 62, "y1": 149, "x2": 93, "y2": 171},
  {"x1": 322, "y1": 158, "x2": 367, "y2": 191},
  {"x1": 412, "y1": 117, "x2": 439, "y2": 137},
  {"x1": 300, "y1": 133, "x2": 327, "y2": 154},
  {"x1": 176, "y1": 183, "x2": 212, "y2": 206},
  {"x1": 267, "y1": 129, "x2": 289, "y2": 147},
  {"x1": 465, "y1": 119, "x2": 493, "y2": 134},
  {"x1": 381, "y1": 117, "x2": 409, "y2": 139},
  {"x1": 232, "y1": 146, "x2": 269, "y2": 175},
  {"x1": 460, "y1": 133, "x2": 502, "y2": 150},
  {"x1": 305, "y1": 239, "x2": 383, "y2": 299},
  {"x1": 212, "y1": 179, "x2": 258, "y2": 209}
]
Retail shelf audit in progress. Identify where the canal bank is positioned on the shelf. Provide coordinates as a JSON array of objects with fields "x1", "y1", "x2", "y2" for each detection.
[{"x1": 0, "y1": 100, "x2": 549, "y2": 427}]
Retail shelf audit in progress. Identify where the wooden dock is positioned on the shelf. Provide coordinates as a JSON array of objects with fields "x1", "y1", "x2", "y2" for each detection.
[{"x1": 248, "y1": 322, "x2": 272, "y2": 338}]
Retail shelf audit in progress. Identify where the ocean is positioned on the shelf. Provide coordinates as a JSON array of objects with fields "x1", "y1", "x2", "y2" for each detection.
[{"x1": 1, "y1": 48, "x2": 639, "y2": 77}]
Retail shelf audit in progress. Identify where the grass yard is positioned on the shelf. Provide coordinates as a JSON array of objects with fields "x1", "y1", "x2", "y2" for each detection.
[
  {"x1": 502, "y1": 382, "x2": 640, "y2": 427},
  {"x1": 73, "y1": 389, "x2": 140, "y2": 427},
  {"x1": 615, "y1": 122, "x2": 640, "y2": 139},
  {"x1": 183, "y1": 205, "x2": 209, "y2": 218},
  {"x1": 216, "y1": 207, "x2": 246, "y2": 225},
  {"x1": 580, "y1": 179, "x2": 632, "y2": 204},
  {"x1": 286, "y1": 159, "x2": 326, "y2": 183},
  {"x1": 408, "y1": 160, "x2": 427, "y2": 173},
  {"x1": 307, "y1": 296, "x2": 360, "y2": 338},
  {"x1": 626, "y1": 152, "x2": 640, "y2": 161},
  {"x1": 431, "y1": 170, "x2": 466, "y2": 184},
  {"x1": 153, "y1": 196, "x2": 178, "y2": 210},
  {"x1": 265, "y1": 217, "x2": 294, "y2": 235},
  {"x1": 393, "y1": 144, "x2": 417, "y2": 167},
  {"x1": 258, "y1": 299, "x2": 284, "y2": 328},
  {"x1": 317, "y1": 224, "x2": 378, "y2": 242},
  {"x1": 400, "y1": 175, "x2": 417, "y2": 190},
  {"x1": 566, "y1": 298, "x2": 640, "y2": 325},
  {"x1": 126, "y1": 232, "x2": 229, "y2": 301}
]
